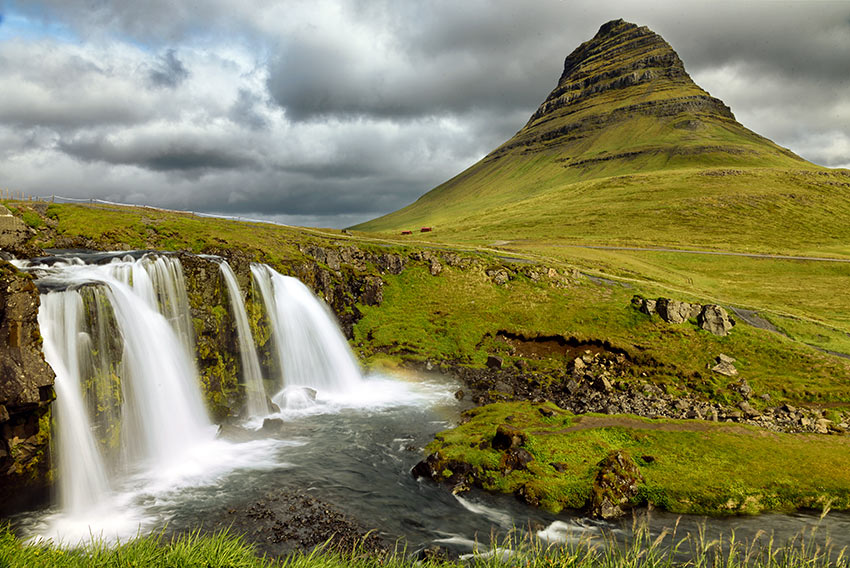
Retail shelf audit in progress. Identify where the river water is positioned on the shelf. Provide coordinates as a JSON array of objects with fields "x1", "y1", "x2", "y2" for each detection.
[
  {"x1": 13, "y1": 370, "x2": 850, "y2": 558},
  {"x1": 10, "y1": 251, "x2": 850, "y2": 560}
]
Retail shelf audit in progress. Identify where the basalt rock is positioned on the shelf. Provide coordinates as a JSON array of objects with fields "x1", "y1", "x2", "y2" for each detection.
[{"x1": 0, "y1": 260, "x2": 55, "y2": 515}]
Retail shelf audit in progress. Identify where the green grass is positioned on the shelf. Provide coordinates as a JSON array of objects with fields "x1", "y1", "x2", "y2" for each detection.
[
  {"x1": 0, "y1": 528, "x2": 274, "y2": 568},
  {"x1": 425, "y1": 401, "x2": 850, "y2": 515},
  {"x1": 354, "y1": 262, "x2": 850, "y2": 406},
  {"x1": 3, "y1": 522, "x2": 849, "y2": 568}
]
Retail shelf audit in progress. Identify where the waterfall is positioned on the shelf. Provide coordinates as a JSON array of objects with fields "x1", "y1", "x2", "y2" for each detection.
[
  {"x1": 34, "y1": 255, "x2": 214, "y2": 499},
  {"x1": 38, "y1": 291, "x2": 111, "y2": 514},
  {"x1": 219, "y1": 262, "x2": 269, "y2": 418},
  {"x1": 250, "y1": 264, "x2": 361, "y2": 407}
]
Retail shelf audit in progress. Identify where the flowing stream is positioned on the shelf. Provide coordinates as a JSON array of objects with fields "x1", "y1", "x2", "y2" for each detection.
[{"x1": 10, "y1": 251, "x2": 850, "y2": 557}]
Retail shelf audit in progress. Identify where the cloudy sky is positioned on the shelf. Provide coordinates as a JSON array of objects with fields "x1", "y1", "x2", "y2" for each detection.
[{"x1": 0, "y1": 1, "x2": 848, "y2": 228}]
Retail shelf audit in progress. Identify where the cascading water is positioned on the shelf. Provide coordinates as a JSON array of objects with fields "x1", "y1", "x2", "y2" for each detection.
[
  {"x1": 31, "y1": 255, "x2": 215, "y2": 523},
  {"x1": 38, "y1": 291, "x2": 111, "y2": 515},
  {"x1": 250, "y1": 264, "x2": 362, "y2": 408},
  {"x1": 219, "y1": 261, "x2": 269, "y2": 418}
]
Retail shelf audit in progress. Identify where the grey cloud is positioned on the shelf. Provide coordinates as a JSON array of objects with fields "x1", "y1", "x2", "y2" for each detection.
[
  {"x1": 148, "y1": 49, "x2": 189, "y2": 88},
  {"x1": 3, "y1": 0, "x2": 850, "y2": 229},
  {"x1": 59, "y1": 135, "x2": 258, "y2": 174},
  {"x1": 229, "y1": 89, "x2": 269, "y2": 130}
]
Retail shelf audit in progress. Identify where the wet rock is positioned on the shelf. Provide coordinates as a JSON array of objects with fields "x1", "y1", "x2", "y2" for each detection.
[
  {"x1": 486, "y1": 355, "x2": 503, "y2": 370},
  {"x1": 454, "y1": 389, "x2": 465, "y2": 400},
  {"x1": 0, "y1": 260, "x2": 55, "y2": 515},
  {"x1": 587, "y1": 450, "x2": 644, "y2": 519},
  {"x1": 261, "y1": 418, "x2": 285, "y2": 433},
  {"x1": 699, "y1": 305, "x2": 735, "y2": 336}
]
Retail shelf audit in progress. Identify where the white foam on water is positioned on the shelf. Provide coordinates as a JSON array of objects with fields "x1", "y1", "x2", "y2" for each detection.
[{"x1": 454, "y1": 495, "x2": 514, "y2": 528}]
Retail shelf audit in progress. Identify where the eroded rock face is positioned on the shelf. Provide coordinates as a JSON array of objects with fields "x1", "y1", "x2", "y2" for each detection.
[
  {"x1": 0, "y1": 205, "x2": 41, "y2": 258},
  {"x1": 0, "y1": 260, "x2": 55, "y2": 514}
]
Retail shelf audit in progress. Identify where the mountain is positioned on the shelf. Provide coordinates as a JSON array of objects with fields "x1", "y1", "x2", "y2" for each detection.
[{"x1": 355, "y1": 20, "x2": 849, "y2": 252}]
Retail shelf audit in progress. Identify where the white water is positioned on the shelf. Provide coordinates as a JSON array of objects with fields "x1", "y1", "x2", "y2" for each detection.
[
  {"x1": 250, "y1": 264, "x2": 362, "y2": 409},
  {"x1": 29, "y1": 255, "x2": 224, "y2": 541},
  {"x1": 219, "y1": 261, "x2": 268, "y2": 418},
  {"x1": 37, "y1": 292, "x2": 111, "y2": 515}
]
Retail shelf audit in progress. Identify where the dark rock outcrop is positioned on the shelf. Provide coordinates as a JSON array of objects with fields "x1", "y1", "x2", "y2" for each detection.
[
  {"x1": 587, "y1": 450, "x2": 644, "y2": 519},
  {"x1": 0, "y1": 260, "x2": 55, "y2": 514}
]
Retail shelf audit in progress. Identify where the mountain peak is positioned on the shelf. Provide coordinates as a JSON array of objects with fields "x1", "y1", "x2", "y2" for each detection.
[
  {"x1": 355, "y1": 19, "x2": 811, "y2": 236},
  {"x1": 493, "y1": 19, "x2": 740, "y2": 160}
]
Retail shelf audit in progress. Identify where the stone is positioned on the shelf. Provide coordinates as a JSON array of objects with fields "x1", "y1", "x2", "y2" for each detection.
[
  {"x1": 655, "y1": 298, "x2": 700, "y2": 324},
  {"x1": 500, "y1": 447, "x2": 534, "y2": 472},
  {"x1": 712, "y1": 354, "x2": 738, "y2": 377},
  {"x1": 593, "y1": 376, "x2": 613, "y2": 393},
  {"x1": 429, "y1": 259, "x2": 442, "y2": 276},
  {"x1": 359, "y1": 276, "x2": 384, "y2": 306},
  {"x1": 486, "y1": 356, "x2": 503, "y2": 370},
  {"x1": 815, "y1": 418, "x2": 832, "y2": 434},
  {"x1": 454, "y1": 389, "x2": 465, "y2": 400},
  {"x1": 570, "y1": 357, "x2": 586, "y2": 375},
  {"x1": 261, "y1": 418, "x2": 285, "y2": 432},
  {"x1": 492, "y1": 424, "x2": 527, "y2": 450},
  {"x1": 698, "y1": 305, "x2": 735, "y2": 336},
  {"x1": 641, "y1": 298, "x2": 657, "y2": 315},
  {"x1": 587, "y1": 450, "x2": 644, "y2": 519},
  {"x1": 487, "y1": 269, "x2": 510, "y2": 285}
]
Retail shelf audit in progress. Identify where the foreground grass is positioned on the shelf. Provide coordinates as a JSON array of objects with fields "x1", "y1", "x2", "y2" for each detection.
[
  {"x1": 425, "y1": 401, "x2": 850, "y2": 515},
  {"x1": 2, "y1": 522, "x2": 849, "y2": 568}
]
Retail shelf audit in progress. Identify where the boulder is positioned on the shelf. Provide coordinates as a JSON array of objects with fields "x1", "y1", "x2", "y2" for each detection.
[
  {"x1": 587, "y1": 450, "x2": 644, "y2": 519},
  {"x1": 712, "y1": 354, "x2": 738, "y2": 377},
  {"x1": 486, "y1": 356, "x2": 503, "y2": 370},
  {"x1": 698, "y1": 305, "x2": 735, "y2": 336},
  {"x1": 655, "y1": 298, "x2": 700, "y2": 324}
]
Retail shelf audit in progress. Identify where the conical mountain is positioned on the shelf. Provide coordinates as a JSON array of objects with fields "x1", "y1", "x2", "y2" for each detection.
[{"x1": 356, "y1": 20, "x2": 847, "y2": 251}]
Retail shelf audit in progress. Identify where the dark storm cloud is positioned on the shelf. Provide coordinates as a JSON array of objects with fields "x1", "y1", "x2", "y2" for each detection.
[
  {"x1": 148, "y1": 49, "x2": 189, "y2": 88},
  {"x1": 1, "y1": 0, "x2": 849, "y2": 229},
  {"x1": 59, "y1": 135, "x2": 258, "y2": 173}
]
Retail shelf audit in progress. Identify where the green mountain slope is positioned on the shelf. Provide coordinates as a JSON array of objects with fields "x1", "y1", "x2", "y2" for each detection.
[{"x1": 354, "y1": 20, "x2": 849, "y2": 251}]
